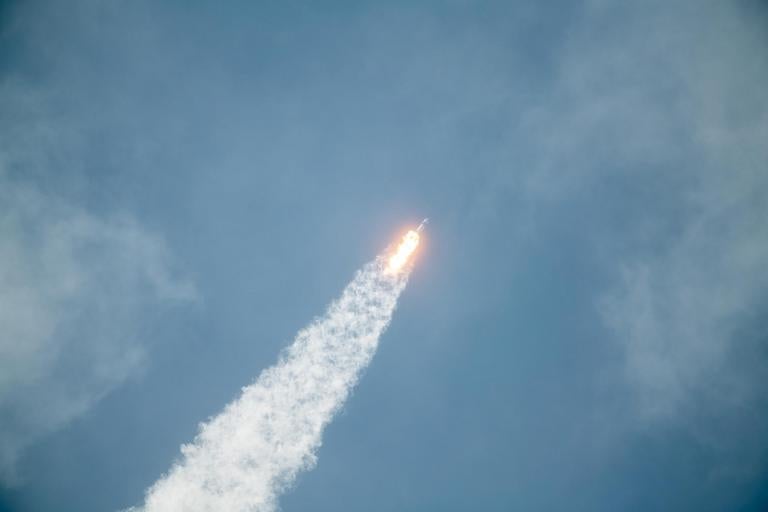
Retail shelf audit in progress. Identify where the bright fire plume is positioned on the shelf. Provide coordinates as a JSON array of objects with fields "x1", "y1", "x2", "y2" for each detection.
[{"x1": 388, "y1": 229, "x2": 420, "y2": 273}]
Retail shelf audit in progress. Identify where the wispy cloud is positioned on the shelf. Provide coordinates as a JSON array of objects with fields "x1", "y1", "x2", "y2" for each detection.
[
  {"x1": 0, "y1": 165, "x2": 195, "y2": 485},
  {"x1": 531, "y1": 2, "x2": 768, "y2": 418},
  {"x1": 0, "y1": 4, "x2": 198, "y2": 479}
]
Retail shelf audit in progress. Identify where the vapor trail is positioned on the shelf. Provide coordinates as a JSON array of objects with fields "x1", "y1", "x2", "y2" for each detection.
[{"x1": 130, "y1": 233, "x2": 420, "y2": 512}]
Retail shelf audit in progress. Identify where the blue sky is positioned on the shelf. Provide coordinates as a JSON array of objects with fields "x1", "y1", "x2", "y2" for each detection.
[{"x1": 1, "y1": 1, "x2": 767, "y2": 510}]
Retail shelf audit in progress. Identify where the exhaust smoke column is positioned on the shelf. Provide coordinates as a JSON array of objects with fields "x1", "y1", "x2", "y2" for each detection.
[{"x1": 131, "y1": 227, "x2": 423, "y2": 512}]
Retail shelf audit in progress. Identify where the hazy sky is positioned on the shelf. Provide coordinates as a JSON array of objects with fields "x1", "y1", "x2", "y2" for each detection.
[{"x1": 1, "y1": 1, "x2": 768, "y2": 510}]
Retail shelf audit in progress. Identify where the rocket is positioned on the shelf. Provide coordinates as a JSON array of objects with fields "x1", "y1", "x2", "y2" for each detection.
[{"x1": 416, "y1": 218, "x2": 429, "y2": 232}]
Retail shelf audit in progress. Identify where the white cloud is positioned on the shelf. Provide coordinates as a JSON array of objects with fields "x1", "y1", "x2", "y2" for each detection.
[
  {"x1": 551, "y1": 2, "x2": 768, "y2": 418},
  {"x1": 481, "y1": 1, "x2": 768, "y2": 419},
  {"x1": 0, "y1": 173, "x2": 196, "y2": 483}
]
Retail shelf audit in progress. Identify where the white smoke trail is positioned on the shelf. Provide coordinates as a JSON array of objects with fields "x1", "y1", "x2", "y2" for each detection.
[{"x1": 130, "y1": 252, "x2": 414, "y2": 512}]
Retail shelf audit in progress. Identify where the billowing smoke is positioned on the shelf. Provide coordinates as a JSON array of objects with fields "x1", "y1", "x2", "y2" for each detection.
[{"x1": 129, "y1": 244, "x2": 417, "y2": 512}]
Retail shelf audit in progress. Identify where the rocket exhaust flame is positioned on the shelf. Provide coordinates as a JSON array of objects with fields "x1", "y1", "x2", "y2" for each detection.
[
  {"x1": 128, "y1": 225, "x2": 424, "y2": 512},
  {"x1": 387, "y1": 219, "x2": 427, "y2": 274},
  {"x1": 388, "y1": 230, "x2": 420, "y2": 273}
]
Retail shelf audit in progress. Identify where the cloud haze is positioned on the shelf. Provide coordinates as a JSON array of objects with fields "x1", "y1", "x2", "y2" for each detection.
[
  {"x1": 583, "y1": 2, "x2": 768, "y2": 418},
  {"x1": 0, "y1": 156, "x2": 195, "y2": 484},
  {"x1": 500, "y1": 1, "x2": 768, "y2": 420}
]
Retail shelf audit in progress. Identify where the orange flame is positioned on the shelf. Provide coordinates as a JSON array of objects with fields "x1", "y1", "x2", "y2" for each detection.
[{"x1": 387, "y1": 229, "x2": 420, "y2": 273}]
